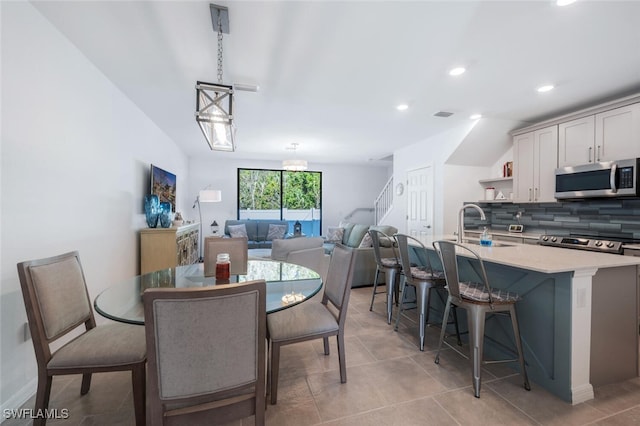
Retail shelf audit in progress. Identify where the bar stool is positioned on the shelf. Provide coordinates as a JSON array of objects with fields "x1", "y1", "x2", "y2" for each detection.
[
  {"x1": 432, "y1": 240, "x2": 530, "y2": 398},
  {"x1": 394, "y1": 234, "x2": 449, "y2": 351},
  {"x1": 368, "y1": 230, "x2": 402, "y2": 324}
]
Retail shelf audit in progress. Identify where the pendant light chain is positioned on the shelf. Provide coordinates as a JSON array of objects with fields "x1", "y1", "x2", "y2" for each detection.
[{"x1": 217, "y1": 12, "x2": 224, "y2": 84}]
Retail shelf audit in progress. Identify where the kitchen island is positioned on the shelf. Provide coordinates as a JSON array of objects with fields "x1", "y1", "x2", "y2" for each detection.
[{"x1": 410, "y1": 235, "x2": 640, "y2": 404}]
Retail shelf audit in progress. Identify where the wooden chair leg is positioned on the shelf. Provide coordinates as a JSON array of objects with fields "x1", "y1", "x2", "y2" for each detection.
[
  {"x1": 131, "y1": 363, "x2": 146, "y2": 426},
  {"x1": 33, "y1": 373, "x2": 52, "y2": 426},
  {"x1": 322, "y1": 336, "x2": 330, "y2": 355},
  {"x1": 269, "y1": 343, "x2": 281, "y2": 405},
  {"x1": 80, "y1": 373, "x2": 92, "y2": 395},
  {"x1": 337, "y1": 334, "x2": 347, "y2": 383}
]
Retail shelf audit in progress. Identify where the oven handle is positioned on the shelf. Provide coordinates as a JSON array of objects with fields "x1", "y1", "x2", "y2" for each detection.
[{"x1": 610, "y1": 162, "x2": 618, "y2": 193}]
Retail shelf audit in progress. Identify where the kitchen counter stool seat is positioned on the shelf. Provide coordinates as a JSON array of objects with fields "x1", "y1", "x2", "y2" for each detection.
[
  {"x1": 368, "y1": 230, "x2": 402, "y2": 324},
  {"x1": 432, "y1": 240, "x2": 530, "y2": 398},
  {"x1": 394, "y1": 234, "x2": 452, "y2": 351}
]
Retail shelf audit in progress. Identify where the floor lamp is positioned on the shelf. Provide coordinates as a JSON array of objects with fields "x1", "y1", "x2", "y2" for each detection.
[{"x1": 193, "y1": 189, "x2": 222, "y2": 261}]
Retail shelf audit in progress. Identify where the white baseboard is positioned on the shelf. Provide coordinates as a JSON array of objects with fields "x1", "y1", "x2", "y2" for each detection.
[
  {"x1": 571, "y1": 383, "x2": 595, "y2": 405},
  {"x1": 0, "y1": 378, "x2": 37, "y2": 424}
]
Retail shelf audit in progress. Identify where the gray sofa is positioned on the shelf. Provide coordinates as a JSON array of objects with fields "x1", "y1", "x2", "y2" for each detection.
[
  {"x1": 323, "y1": 223, "x2": 398, "y2": 288},
  {"x1": 223, "y1": 219, "x2": 290, "y2": 249}
]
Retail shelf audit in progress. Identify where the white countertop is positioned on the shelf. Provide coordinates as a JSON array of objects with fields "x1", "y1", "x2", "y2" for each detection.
[{"x1": 415, "y1": 235, "x2": 640, "y2": 274}]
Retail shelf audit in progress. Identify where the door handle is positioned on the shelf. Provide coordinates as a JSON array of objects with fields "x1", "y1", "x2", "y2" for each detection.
[
  {"x1": 597, "y1": 145, "x2": 601, "y2": 162},
  {"x1": 534, "y1": 187, "x2": 539, "y2": 201},
  {"x1": 610, "y1": 163, "x2": 618, "y2": 193},
  {"x1": 589, "y1": 146, "x2": 593, "y2": 163},
  {"x1": 528, "y1": 188, "x2": 532, "y2": 202},
  {"x1": 423, "y1": 225, "x2": 432, "y2": 229}
]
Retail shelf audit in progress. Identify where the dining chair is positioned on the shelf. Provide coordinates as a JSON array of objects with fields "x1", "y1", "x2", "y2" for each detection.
[
  {"x1": 271, "y1": 237, "x2": 328, "y2": 281},
  {"x1": 394, "y1": 233, "x2": 452, "y2": 351},
  {"x1": 203, "y1": 236, "x2": 248, "y2": 276},
  {"x1": 432, "y1": 240, "x2": 530, "y2": 398},
  {"x1": 16, "y1": 251, "x2": 146, "y2": 426},
  {"x1": 267, "y1": 244, "x2": 356, "y2": 404},
  {"x1": 143, "y1": 280, "x2": 266, "y2": 425},
  {"x1": 368, "y1": 229, "x2": 402, "y2": 324}
]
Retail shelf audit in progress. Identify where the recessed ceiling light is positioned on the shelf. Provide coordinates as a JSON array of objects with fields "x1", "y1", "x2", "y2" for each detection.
[
  {"x1": 537, "y1": 84, "x2": 554, "y2": 93},
  {"x1": 470, "y1": 114, "x2": 482, "y2": 120},
  {"x1": 449, "y1": 67, "x2": 466, "y2": 76},
  {"x1": 396, "y1": 104, "x2": 409, "y2": 111},
  {"x1": 557, "y1": 0, "x2": 577, "y2": 6}
]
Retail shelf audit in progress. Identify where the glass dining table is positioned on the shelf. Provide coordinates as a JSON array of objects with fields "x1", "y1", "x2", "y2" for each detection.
[{"x1": 94, "y1": 260, "x2": 322, "y2": 325}]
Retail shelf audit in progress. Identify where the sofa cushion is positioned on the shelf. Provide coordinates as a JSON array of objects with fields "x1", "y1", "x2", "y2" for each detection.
[
  {"x1": 338, "y1": 221, "x2": 356, "y2": 245},
  {"x1": 266, "y1": 224, "x2": 288, "y2": 241},
  {"x1": 326, "y1": 227, "x2": 344, "y2": 243},
  {"x1": 228, "y1": 224, "x2": 248, "y2": 239},
  {"x1": 347, "y1": 224, "x2": 369, "y2": 248}
]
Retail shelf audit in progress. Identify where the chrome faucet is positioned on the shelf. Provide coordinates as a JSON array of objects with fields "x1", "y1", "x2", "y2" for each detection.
[{"x1": 457, "y1": 203, "x2": 487, "y2": 243}]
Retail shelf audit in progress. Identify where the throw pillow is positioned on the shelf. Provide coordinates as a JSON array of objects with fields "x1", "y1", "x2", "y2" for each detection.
[
  {"x1": 326, "y1": 227, "x2": 344, "y2": 243},
  {"x1": 228, "y1": 224, "x2": 248, "y2": 239},
  {"x1": 368, "y1": 225, "x2": 398, "y2": 247},
  {"x1": 346, "y1": 224, "x2": 369, "y2": 248},
  {"x1": 266, "y1": 224, "x2": 287, "y2": 241},
  {"x1": 358, "y1": 232, "x2": 373, "y2": 248}
]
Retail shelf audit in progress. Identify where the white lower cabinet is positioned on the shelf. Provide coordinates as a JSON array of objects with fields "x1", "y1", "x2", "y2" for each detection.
[{"x1": 513, "y1": 125, "x2": 558, "y2": 203}]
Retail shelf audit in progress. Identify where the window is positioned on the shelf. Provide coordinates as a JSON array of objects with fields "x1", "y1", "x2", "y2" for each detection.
[{"x1": 238, "y1": 168, "x2": 322, "y2": 236}]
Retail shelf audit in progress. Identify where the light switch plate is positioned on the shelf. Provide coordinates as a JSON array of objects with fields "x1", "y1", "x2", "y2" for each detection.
[{"x1": 508, "y1": 224, "x2": 523, "y2": 233}]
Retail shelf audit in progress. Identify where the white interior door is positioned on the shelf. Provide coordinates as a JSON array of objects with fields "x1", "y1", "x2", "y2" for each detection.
[{"x1": 406, "y1": 166, "x2": 434, "y2": 238}]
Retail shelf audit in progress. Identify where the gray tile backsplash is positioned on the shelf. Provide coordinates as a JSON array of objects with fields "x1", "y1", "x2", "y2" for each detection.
[{"x1": 465, "y1": 199, "x2": 640, "y2": 241}]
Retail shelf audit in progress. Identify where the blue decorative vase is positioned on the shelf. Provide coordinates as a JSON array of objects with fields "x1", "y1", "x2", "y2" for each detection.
[
  {"x1": 159, "y1": 202, "x2": 172, "y2": 228},
  {"x1": 144, "y1": 195, "x2": 160, "y2": 228}
]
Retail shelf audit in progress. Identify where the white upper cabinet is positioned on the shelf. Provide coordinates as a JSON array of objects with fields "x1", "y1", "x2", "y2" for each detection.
[
  {"x1": 558, "y1": 103, "x2": 640, "y2": 167},
  {"x1": 514, "y1": 125, "x2": 558, "y2": 203},
  {"x1": 558, "y1": 116, "x2": 595, "y2": 166},
  {"x1": 595, "y1": 103, "x2": 640, "y2": 162}
]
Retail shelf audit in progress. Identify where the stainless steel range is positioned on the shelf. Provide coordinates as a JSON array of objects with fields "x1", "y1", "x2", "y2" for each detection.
[{"x1": 538, "y1": 235, "x2": 623, "y2": 254}]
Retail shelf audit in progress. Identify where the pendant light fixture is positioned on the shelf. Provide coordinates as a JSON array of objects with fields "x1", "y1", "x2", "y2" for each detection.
[
  {"x1": 195, "y1": 4, "x2": 236, "y2": 151},
  {"x1": 282, "y1": 143, "x2": 308, "y2": 171}
]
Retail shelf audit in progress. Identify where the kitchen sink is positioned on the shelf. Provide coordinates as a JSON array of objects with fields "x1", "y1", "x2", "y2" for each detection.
[
  {"x1": 464, "y1": 240, "x2": 514, "y2": 248},
  {"x1": 442, "y1": 237, "x2": 514, "y2": 248}
]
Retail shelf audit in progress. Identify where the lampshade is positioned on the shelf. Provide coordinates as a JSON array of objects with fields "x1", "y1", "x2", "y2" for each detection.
[
  {"x1": 199, "y1": 189, "x2": 222, "y2": 203},
  {"x1": 282, "y1": 159, "x2": 308, "y2": 171},
  {"x1": 196, "y1": 82, "x2": 235, "y2": 152}
]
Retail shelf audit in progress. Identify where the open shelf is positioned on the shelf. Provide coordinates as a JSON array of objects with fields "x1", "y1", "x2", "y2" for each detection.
[{"x1": 479, "y1": 176, "x2": 513, "y2": 184}]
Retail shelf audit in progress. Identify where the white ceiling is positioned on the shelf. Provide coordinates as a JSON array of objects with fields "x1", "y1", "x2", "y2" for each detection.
[{"x1": 31, "y1": 0, "x2": 640, "y2": 166}]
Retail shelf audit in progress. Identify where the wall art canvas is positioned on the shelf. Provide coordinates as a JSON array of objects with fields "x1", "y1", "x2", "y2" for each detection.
[{"x1": 151, "y1": 164, "x2": 176, "y2": 212}]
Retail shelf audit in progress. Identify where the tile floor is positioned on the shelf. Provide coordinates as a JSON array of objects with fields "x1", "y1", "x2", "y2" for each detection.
[{"x1": 5, "y1": 286, "x2": 640, "y2": 425}]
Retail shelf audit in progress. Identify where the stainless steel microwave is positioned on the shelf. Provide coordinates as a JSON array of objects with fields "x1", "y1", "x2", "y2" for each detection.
[{"x1": 555, "y1": 158, "x2": 639, "y2": 199}]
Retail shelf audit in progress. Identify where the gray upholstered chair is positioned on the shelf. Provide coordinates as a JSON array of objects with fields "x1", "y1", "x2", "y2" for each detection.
[
  {"x1": 16, "y1": 251, "x2": 146, "y2": 426},
  {"x1": 432, "y1": 240, "x2": 530, "y2": 398},
  {"x1": 267, "y1": 244, "x2": 356, "y2": 404},
  {"x1": 143, "y1": 280, "x2": 267, "y2": 425},
  {"x1": 203, "y1": 236, "x2": 248, "y2": 276},
  {"x1": 271, "y1": 237, "x2": 328, "y2": 281},
  {"x1": 394, "y1": 234, "x2": 449, "y2": 351},
  {"x1": 368, "y1": 229, "x2": 402, "y2": 324}
]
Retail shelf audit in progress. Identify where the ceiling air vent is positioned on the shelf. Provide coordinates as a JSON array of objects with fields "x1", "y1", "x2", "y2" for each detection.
[{"x1": 433, "y1": 111, "x2": 454, "y2": 118}]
